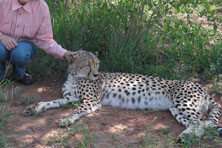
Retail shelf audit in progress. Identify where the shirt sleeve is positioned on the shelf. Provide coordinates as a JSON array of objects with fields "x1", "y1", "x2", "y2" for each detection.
[
  {"x1": 35, "y1": 2, "x2": 67, "y2": 59},
  {"x1": 0, "y1": 0, "x2": 3, "y2": 35}
]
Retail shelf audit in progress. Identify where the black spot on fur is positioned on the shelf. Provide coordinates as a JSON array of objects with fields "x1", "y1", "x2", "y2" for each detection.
[
  {"x1": 124, "y1": 90, "x2": 130, "y2": 96},
  {"x1": 138, "y1": 97, "x2": 141, "y2": 103},
  {"x1": 132, "y1": 98, "x2": 135, "y2": 104},
  {"x1": 106, "y1": 93, "x2": 110, "y2": 98},
  {"x1": 155, "y1": 92, "x2": 160, "y2": 95}
]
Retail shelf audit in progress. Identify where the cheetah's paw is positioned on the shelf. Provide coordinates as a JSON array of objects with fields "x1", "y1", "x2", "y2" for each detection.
[
  {"x1": 59, "y1": 115, "x2": 77, "y2": 127},
  {"x1": 216, "y1": 126, "x2": 222, "y2": 137},
  {"x1": 23, "y1": 102, "x2": 47, "y2": 116},
  {"x1": 23, "y1": 104, "x2": 37, "y2": 116},
  {"x1": 177, "y1": 125, "x2": 205, "y2": 143},
  {"x1": 59, "y1": 118, "x2": 73, "y2": 127}
]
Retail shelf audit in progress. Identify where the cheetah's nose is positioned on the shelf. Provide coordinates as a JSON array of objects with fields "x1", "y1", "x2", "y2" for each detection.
[{"x1": 93, "y1": 74, "x2": 98, "y2": 78}]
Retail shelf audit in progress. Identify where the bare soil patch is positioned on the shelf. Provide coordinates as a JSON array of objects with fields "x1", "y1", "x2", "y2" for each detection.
[{"x1": 3, "y1": 81, "x2": 222, "y2": 148}]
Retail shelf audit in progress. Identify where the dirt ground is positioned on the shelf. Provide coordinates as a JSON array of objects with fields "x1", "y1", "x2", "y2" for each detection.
[{"x1": 3, "y1": 81, "x2": 222, "y2": 148}]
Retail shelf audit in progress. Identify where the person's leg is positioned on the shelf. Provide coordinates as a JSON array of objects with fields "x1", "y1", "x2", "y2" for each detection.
[
  {"x1": 0, "y1": 42, "x2": 9, "y2": 79},
  {"x1": 9, "y1": 41, "x2": 37, "y2": 81}
]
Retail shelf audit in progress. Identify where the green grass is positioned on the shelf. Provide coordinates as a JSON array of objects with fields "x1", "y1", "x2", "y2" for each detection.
[
  {"x1": 132, "y1": 126, "x2": 222, "y2": 148},
  {"x1": 61, "y1": 101, "x2": 81, "y2": 109},
  {"x1": 48, "y1": 121, "x2": 96, "y2": 148},
  {"x1": 178, "y1": 128, "x2": 222, "y2": 148},
  {"x1": 27, "y1": 0, "x2": 222, "y2": 82},
  {"x1": 208, "y1": 83, "x2": 222, "y2": 95},
  {"x1": 20, "y1": 95, "x2": 37, "y2": 106},
  {"x1": 0, "y1": 107, "x2": 14, "y2": 148},
  {"x1": 0, "y1": 82, "x2": 18, "y2": 148}
]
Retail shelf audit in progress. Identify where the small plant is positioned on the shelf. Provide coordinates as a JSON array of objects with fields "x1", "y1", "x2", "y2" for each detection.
[
  {"x1": 48, "y1": 135, "x2": 70, "y2": 148},
  {"x1": 208, "y1": 83, "x2": 222, "y2": 95},
  {"x1": 0, "y1": 83, "x2": 17, "y2": 147},
  {"x1": 161, "y1": 132, "x2": 178, "y2": 148},
  {"x1": 20, "y1": 95, "x2": 37, "y2": 105},
  {"x1": 111, "y1": 134, "x2": 117, "y2": 142},
  {"x1": 48, "y1": 121, "x2": 96, "y2": 148},
  {"x1": 69, "y1": 121, "x2": 96, "y2": 148},
  {"x1": 201, "y1": 127, "x2": 222, "y2": 148},
  {"x1": 162, "y1": 126, "x2": 173, "y2": 134},
  {"x1": 61, "y1": 101, "x2": 81, "y2": 109},
  {"x1": 0, "y1": 79, "x2": 9, "y2": 89},
  {"x1": 176, "y1": 127, "x2": 222, "y2": 148},
  {"x1": 134, "y1": 125, "x2": 222, "y2": 148},
  {"x1": 0, "y1": 85, "x2": 19, "y2": 102},
  {"x1": 0, "y1": 107, "x2": 14, "y2": 148},
  {"x1": 45, "y1": 117, "x2": 52, "y2": 123},
  {"x1": 55, "y1": 135, "x2": 71, "y2": 148},
  {"x1": 139, "y1": 127, "x2": 158, "y2": 148}
]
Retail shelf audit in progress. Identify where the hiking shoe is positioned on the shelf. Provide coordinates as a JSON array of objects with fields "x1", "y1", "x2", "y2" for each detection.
[{"x1": 17, "y1": 73, "x2": 33, "y2": 85}]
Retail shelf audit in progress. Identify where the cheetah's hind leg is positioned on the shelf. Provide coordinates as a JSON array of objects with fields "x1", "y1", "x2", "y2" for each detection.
[{"x1": 169, "y1": 106, "x2": 204, "y2": 142}]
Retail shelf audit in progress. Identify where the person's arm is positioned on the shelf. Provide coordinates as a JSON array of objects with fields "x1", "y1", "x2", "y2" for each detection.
[
  {"x1": 0, "y1": 0, "x2": 3, "y2": 35},
  {"x1": 0, "y1": 1, "x2": 18, "y2": 50},
  {"x1": 35, "y1": 2, "x2": 67, "y2": 59}
]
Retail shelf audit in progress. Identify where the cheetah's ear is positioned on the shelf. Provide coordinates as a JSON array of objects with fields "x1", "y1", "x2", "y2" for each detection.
[{"x1": 94, "y1": 51, "x2": 99, "y2": 57}]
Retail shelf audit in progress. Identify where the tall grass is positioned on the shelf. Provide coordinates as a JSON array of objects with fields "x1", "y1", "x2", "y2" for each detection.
[
  {"x1": 28, "y1": 0, "x2": 222, "y2": 81},
  {"x1": 0, "y1": 81, "x2": 17, "y2": 148}
]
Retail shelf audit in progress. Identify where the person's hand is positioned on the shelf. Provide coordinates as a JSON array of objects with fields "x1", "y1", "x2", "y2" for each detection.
[
  {"x1": 0, "y1": 34, "x2": 18, "y2": 51},
  {"x1": 63, "y1": 50, "x2": 85, "y2": 59},
  {"x1": 64, "y1": 51, "x2": 79, "y2": 57}
]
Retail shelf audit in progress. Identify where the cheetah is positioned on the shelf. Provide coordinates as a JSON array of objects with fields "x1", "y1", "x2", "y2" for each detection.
[{"x1": 23, "y1": 51, "x2": 222, "y2": 141}]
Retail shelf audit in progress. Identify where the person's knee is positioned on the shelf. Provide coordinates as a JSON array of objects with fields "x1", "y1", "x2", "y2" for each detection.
[
  {"x1": 11, "y1": 52, "x2": 31, "y2": 66},
  {"x1": 10, "y1": 42, "x2": 33, "y2": 66},
  {"x1": 0, "y1": 42, "x2": 9, "y2": 63}
]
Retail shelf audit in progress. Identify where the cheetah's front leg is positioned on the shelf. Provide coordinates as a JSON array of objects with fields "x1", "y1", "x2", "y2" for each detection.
[
  {"x1": 23, "y1": 97, "x2": 80, "y2": 116},
  {"x1": 59, "y1": 99, "x2": 101, "y2": 126}
]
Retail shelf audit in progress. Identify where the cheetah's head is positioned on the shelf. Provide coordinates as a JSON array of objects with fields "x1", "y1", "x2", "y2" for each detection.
[{"x1": 64, "y1": 50, "x2": 100, "y2": 80}]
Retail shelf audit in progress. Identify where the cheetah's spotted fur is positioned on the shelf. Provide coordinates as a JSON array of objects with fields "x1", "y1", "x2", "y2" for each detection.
[{"x1": 23, "y1": 51, "x2": 222, "y2": 140}]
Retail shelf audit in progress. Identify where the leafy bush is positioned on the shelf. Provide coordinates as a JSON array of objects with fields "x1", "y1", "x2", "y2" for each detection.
[{"x1": 29, "y1": 0, "x2": 222, "y2": 81}]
